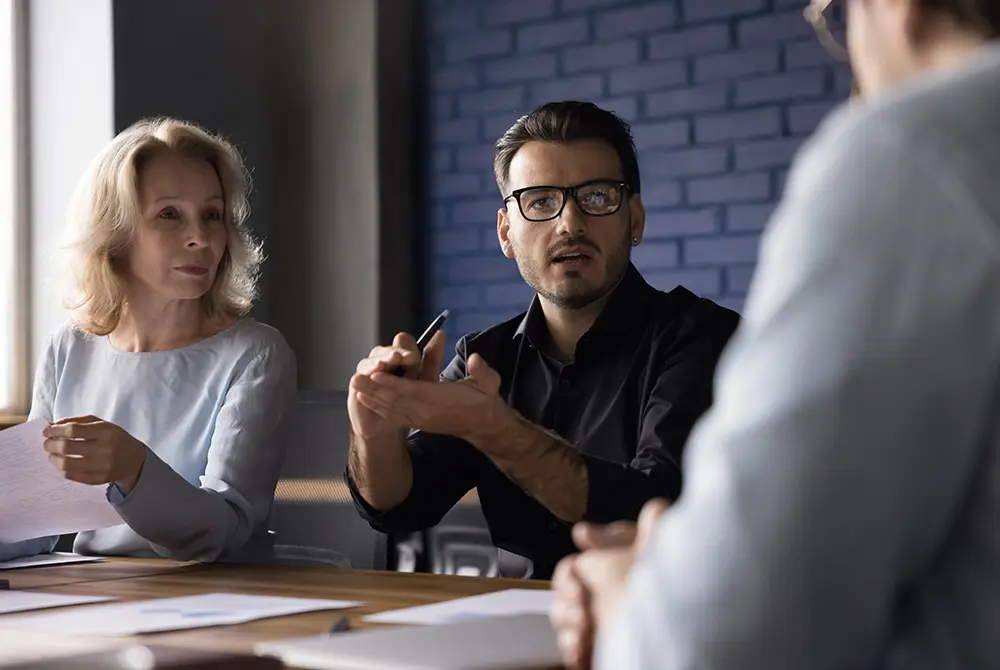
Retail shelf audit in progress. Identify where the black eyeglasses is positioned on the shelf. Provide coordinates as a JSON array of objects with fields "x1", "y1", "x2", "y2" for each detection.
[{"x1": 503, "y1": 180, "x2": 631, "y2": 222}]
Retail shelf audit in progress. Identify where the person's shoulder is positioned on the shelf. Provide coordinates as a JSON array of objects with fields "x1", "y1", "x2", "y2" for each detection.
[
  {"x1": 43, "y1": 320, "x2": 102, "y2": 359},
  {"x1": 455, "y1": 311, "x2": 527, "y2": 357},
  {"x1": 217, "y1": 318, "x2": 296, "y2": 367},
  {"x1": 646, "y1": 285, "x2": 741, "y2": 345}
]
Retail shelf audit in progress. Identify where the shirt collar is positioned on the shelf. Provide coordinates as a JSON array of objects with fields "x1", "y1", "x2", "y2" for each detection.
[{"x1": 513, "y1": 263, "x2": 654, "y2": 347}]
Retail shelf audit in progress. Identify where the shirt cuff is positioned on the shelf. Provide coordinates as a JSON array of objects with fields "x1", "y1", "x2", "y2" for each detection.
[{"x1": 582, "y1": 453, "x2": 682, "y2": 524}]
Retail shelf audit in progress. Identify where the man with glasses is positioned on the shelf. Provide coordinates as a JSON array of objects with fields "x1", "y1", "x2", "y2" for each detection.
[
  {"x1": 346, "y1": 101, "x2": 739, "y2": 579},
  {"x1": 551, "y1": 1, "x2": 1000, "y2": 668}
]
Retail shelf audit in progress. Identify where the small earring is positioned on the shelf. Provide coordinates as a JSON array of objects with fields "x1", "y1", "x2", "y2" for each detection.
[{"x1": 632, "y1": 237, "x2": 640, "y2": 245}]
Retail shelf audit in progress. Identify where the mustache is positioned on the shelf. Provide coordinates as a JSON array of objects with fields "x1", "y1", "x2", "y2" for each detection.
[{"x1": 547, "y1": 237, "x2": 600, "y2": 258}]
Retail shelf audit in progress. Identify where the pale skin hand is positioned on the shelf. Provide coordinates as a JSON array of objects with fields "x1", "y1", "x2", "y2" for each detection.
[
  {"x1": 351, "y1": 352, "x2": 590, "y2": 522},
  {"x1": 346, "y1": 330, "x2": 446, "y2": 510},
  {"x1": 550, "y1": 498, "x2": 670, "y2": 670},
  {"x1": 42, "y1": 415, "x2": 147, "y2": 493}
]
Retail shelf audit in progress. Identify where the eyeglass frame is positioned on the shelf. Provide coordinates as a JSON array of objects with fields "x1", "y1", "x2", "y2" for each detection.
[
  {"x1": 804, "y1": 0, "x2": 849, "y2": 61},
  {"x1": 502, "y1": 179, "x2": 633, "y2": 223}
]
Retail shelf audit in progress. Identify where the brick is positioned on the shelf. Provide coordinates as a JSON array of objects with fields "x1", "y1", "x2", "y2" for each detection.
[
  {"x1": 694, "y1": 47, "x2": 779, "y2": 83},
  {"x1": 590, "y1": 96, "x2": 637, "y2": 121},
  {"x1": 484, "y1": 112, "x2": 523, "y2": 141},
  {"x1": 561, "y1": 0, "x2": 630, "y2": 10},
  {"x1": 739, "y1": 10, "x2": 815, "y2": 46},
  {"x1": 640, "y1": 182, "x2": 682, "y2": 208},
  {"x1": 736, "y1": 70, "x2": 826, "y2": 105},
  {"x1": 432, "y1": 148, "x2": 452, "y2": 173},
  {"x1": 784, "y1": 38, "x2": 835, "y2": 70},
  {"x1": 485, "y1": 54, "x2": 558, "y2": 83},
  {"x1": 648, "y1": 24, "x2": 730, "y2": 60},
  {"x1": 684, "y1": 235, "x2": 761, "y2": 265},
  {"x1": 776, "y1": 168, "x2": 790, "y2": 195},
  {"x1": 788, "y1": 101, "x2": 835, "y2": 135},
  {"x1": 686, "y1": 173, "x2": 770, "y2": 205},
  {"x1": 835, "y1": 66, "x2": 854, "y2": 95},
  {"x1": 631, "y1": 120, "x2": 689, "y2": 151},
  {"x1": 433, "y1": 119, "x2": 479, "y2": 144},
  {"x1": 726, "y1": 264, "x2": 757, "y2": 294},
  {"x1": 774, "y1": 0, "x2": 806, "y2": 5},
  {"x1": 644, "y1": 209, "x2": 719, "y2": 238},
  {"x1": 453, "y1": 198, "x2": 503, "y2": 226},
  {"x1": 630, "y1": 241, "x2": 680, "y2": 269},
  {"x1": 696, "y1": 108, "x2": 781, "y2": 143},
  {"x1": 645, "y1": 268, "x2": 722, "y2": 297},
  {"x1": 486, "y1": 0, "x2": 556, "y2": 27},
  {"x1": 485, "y1": 281, "x2": 536, "y2": 306},
  {"x1": 456, "y1": 310, "x2": 516, "y2": 336},
  {"x1": 458, "y1": 86, "x2": 525, "y2": 115},
  {"x1": 608, "y1": 60, "x2": 686, "y2": 95},
  {"x1": 517, "y1": 17, "x2": 589, "y2": 52},
  {"x1": 457, "y1": 143, "x2": 497, "y2": 172},
  {"x1": 683, "y1": 0, "x2": 766, "y2": 22},
  {"x1": 432, "y1": 65, "x2": 479, "y2": 91},
  {"x1": 482, "y1": 227, "x2": 503, "y2": 249},
  {"x1": 448, "y1": 256, "x2": 520, "y2": 283},
  {"x1": 530, "y1": 74, "x2": 604, "y2": 104},
  {"x1": 726, "y1": 203, "x2": 774, "y2": 232},
  {"x1": 434, "y1": 174, "x2": 482, "y2": 199},
  {"x1": 434, "y1": 230, "x2": 482, "y2": 255},
  {"x1": 446, "y1": 31, "x2": 514, "y2": 62},
  {"x1": 644, "y1": 147, "x2": 726, "y2": 179},
  {"x1": 431, "y1": 204, "x2": 449, "y2": 228},
  {"x1": 646, "y1": 85, "x2": 728, "y2": 117},
  {"x1": 433, "y1": 94, "x2": 453, "y2": 120},
  {"x1": 735, "y1": 138, "x2": 803, "y2": 170},
  {"x1": 564, "y1": 40, "x2": 640, "y2": 74},
  {"x1": 433, "y1": 7, "x2": 480, "y2": 35},
  {"x1": 435, "y1": 285, "x2": 483, "y2": 310},
  {"x1": 597, "y1": 3, "x2": 678, "y2": 40}
]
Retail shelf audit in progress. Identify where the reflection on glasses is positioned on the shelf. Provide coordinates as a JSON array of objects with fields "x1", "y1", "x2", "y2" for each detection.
[{"x1": 504, "y1": 180, "x2": 630, "y2": 222}]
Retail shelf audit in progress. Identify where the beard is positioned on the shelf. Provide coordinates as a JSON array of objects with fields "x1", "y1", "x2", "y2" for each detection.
[{"x1": 513, "y1": 224, "x2": 632, "y2": 311}]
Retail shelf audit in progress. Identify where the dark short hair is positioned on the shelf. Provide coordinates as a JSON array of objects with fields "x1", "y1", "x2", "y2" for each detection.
[
  {"x1": 493, "y1": 101, "x2": 640, "y2": 195},
  {"x1": 919, "y1": 0, "x2": 1000, "y2": 37}
]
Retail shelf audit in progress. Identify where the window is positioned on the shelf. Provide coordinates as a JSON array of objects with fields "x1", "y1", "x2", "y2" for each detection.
[{"x1": 0, "y1": 0, "x2": 25, "y2": 413}]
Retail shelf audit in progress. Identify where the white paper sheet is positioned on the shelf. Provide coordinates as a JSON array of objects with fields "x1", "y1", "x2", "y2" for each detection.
[
  {"x1": 0, "y1": 419, "x2": 123, "y2": 543},
  {"x1": 363, "y1": 588, "x2": 554, "y2": 625},
  {"x1": 0, "y1": 592, "x2": 363, "y2": 635},
  {"x1": 0, "y1": 552, "x2": 104, "y2": 571},
  {"x1": 0, "y1": 591, "x2": 115, "y2": 615},
  {"x1": 0, "y1": 630, "x2": 122, "y2": 667}
]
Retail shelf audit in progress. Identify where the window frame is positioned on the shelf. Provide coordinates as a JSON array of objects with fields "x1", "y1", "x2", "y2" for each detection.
[{"x1": 0, "y1": 0, "x2": 30, "y2": 415}]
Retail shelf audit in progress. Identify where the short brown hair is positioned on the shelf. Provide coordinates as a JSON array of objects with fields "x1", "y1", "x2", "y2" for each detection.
[
  {"x1": 63, "y1": 117, "x2": 262, "y2": 335},
  {"x1": 493, "y1": 101, "x2": 641, "y2": 196}
]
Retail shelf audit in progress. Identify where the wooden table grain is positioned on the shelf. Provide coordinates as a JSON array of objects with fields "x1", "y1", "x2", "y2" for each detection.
[{"x1": 0, "y1": 559, "x2": 559, "y2": 668}]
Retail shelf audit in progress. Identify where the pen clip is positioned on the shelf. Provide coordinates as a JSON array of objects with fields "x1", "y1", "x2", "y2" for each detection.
[{"x1": 327, "y1": 616, "x2": 351, "y2": 635}]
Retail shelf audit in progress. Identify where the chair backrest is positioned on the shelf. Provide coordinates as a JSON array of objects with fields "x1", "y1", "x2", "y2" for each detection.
[{"x1": 268, "y1": 390, "x2": 388, "y2": 570}]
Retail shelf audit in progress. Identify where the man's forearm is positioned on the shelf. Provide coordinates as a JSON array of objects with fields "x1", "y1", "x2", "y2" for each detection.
[
  {"x1": 348, "y1": 430, "x2": 414, "y2": 511},
  {"x1": 467, "y1": 408, "x2": 588, "y2": 523}
]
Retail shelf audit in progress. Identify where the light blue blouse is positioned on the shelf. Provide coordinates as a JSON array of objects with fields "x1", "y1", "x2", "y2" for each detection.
[{"x1": 22, "y1": 317, "x2": 296, "y2": 561}]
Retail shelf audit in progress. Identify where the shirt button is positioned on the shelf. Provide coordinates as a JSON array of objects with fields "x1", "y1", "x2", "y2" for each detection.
[
  {"x1": 548, "y1": 521, "x2": 558, "y2": 531},
  {"x1": 559, "y1": 377, "x2": 571, "y2": 389}
]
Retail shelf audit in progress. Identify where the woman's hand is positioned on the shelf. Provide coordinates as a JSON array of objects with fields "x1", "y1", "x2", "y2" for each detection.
[{"x1": 43, "y1": 415, "x2": 147, "y2": 492}]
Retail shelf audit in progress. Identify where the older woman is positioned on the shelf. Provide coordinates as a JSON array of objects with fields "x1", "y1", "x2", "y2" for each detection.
[{"x1": 20, "y1": 117, "x2": 296, "y2": 562}]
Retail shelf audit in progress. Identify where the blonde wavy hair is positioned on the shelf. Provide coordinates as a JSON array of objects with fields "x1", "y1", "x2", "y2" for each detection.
[{"x1": 63, "y1": 117, "x2": 262, "y2": 335}]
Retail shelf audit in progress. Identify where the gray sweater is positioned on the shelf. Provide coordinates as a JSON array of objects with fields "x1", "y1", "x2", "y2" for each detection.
[{"x1": 598, "y1": 43, "x2": 1000, "y2": 670}]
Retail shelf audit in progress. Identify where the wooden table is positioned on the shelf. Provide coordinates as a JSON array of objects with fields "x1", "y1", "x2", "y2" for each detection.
[{"x1": 1, "y1": 558, "x2": 558, "y2": 668}]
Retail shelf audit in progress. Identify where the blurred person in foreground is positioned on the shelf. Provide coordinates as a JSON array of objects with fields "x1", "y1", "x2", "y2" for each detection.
[{"x1": 552, "y1": 0, "x2": 1000, "y2": 667}]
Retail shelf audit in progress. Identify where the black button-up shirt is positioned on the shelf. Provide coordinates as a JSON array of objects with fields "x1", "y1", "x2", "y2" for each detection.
[{"x1": 349, "y1": 264, "x2": 739, "y2": 578}]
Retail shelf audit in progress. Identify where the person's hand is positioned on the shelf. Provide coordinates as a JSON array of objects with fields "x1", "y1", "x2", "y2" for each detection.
[
  {"x1": 550, "y1": 499, "x2": 670, "y2": 670},
  {"x1": 42, "y1": 415, "x2": 147, "y2": 492},
  {"x1": 350, "y1": 350, "x2": 507, "y2": 444},
  {"x1": 348, "y1": 330, "x2": 446, "y2": 439}
]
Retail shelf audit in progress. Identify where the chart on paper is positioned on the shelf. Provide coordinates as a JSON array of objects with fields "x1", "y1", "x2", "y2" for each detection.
[{"x1": 0, "y1": 419, "x2": 123, "y2": 543}]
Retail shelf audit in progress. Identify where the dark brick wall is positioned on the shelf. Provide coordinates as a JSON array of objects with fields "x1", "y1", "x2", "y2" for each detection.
[{"x1": 423, "y1": 0, "x2": 850, "y2": 341}]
